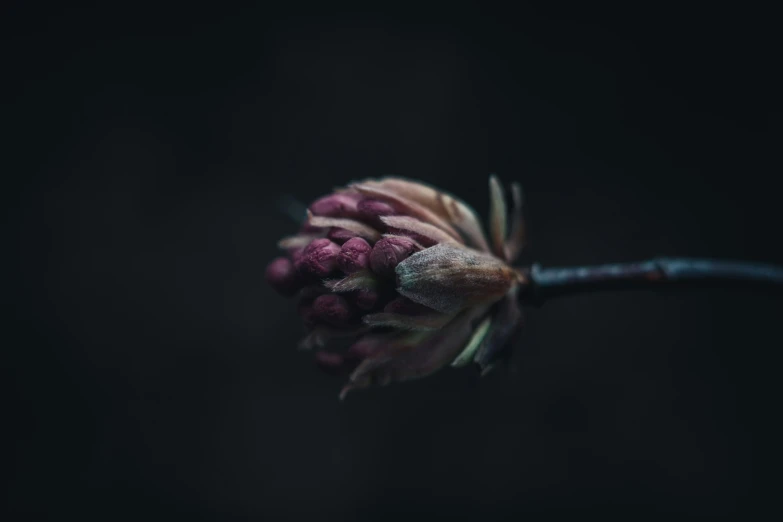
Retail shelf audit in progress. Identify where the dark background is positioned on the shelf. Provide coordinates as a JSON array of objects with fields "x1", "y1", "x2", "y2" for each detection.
[{"x1": 7, "y1": 2, "x2": 783, "y2": 520}]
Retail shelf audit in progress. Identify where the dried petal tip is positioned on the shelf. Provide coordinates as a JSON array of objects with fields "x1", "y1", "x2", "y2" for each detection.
[
  {"x1": 265, "y1": 257, "x2": 301, "y2": 296},
  {"x1": 295, "y1": 238, "x2": 341, "y2": 278},
  {"x1": 370, "y1": 236, "x2": 418, "y2": 277},
  {"x1": 311, "y1": 294, "x2": 354, "y2": 327},
  {"x1": 337, "y1": 237, "x2": 372, "y2": 274}
]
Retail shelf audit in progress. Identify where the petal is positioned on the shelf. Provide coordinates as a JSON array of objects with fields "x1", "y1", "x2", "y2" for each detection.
[
  {"x1": 306, "y1": 211, "x2": 381, "y2": 242},
  {"x1": 488, "y1": 175, "x2": 508, "y2": 260},
  {"x1": 505, "y1": 182, "x2": 526, "y2": 262},
  {"x1": 278, "y1": 233, "x2": 323, "y2": 250},
  {"x1": 380, "y1": 215, "x2": 461, "y2": 246},
  {"x1": 324, "y1": 270, "x2": 378, "y2": 292},
  {"x1": 341, "y1": 306, "x2": 488, "y2": 398},
  {"x1": 474, "y1": 287, "x2": 523, "y2": 372},
  {"x1": 362, "y1": 311, "x2": 455, "y2": 331},
  {"x1": 349, "y1": 181, "x2": 463, "y2": 242},
  {"x1": 367, "y1": 177, "x2": 491, "y2": 251},
  {"x1": 451, "y1": 316, "x2": 492, "y2": 367},
  {"x1": 395, "y1": 243, "x2": 518, "y2": 314}
]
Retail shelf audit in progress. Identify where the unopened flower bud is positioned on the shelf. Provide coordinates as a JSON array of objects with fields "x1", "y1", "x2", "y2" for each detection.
[
  {"x1": 354, "y1": 288, "x2": 379, "y2": 310},
  {"x1": 295, "y1": 238, "x2": 341, "y2": 278},
  {"x1": 268, "y1": 175, "x2": 528, "y2": 398},
  {"x1": 265, "y1": 257, "x2": 301, "y2": 296},
  {"x1": 327, "y1": 227, "x2": 357, "y2": 244},
  {"x1": 357, "y1": 198, "x2": 396, "y2": 226},
  {"x1": 309, "y1": 193, "x2": 362, "y2": 218},
  {"x1": 314, "y1": 351, "x2": 345, "y2": 374},
  {"x1": 311, "y1": 294, "x2": 354, "y2": 327},
  {"x1": 370, "y1": 236, "x2": 417, "y2": 277},
  {"x1": 337, "y1": 237, "x2": 372, "y2": 273}
]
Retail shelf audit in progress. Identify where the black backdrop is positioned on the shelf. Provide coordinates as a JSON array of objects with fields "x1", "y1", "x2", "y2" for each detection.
[{"x1": 7, "y1": 3, "x2": 783, "y2": 520}]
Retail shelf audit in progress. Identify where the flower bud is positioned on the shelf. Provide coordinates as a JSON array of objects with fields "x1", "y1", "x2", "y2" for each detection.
[
  {"x1": 354, "y1": 288, "x2": 379, "y2": 310},
  {"x1": 295, "y1": 238, "x2": 341, "y2": 278},
  {"x1": 309, "y1": 193, "x2": 362, "y2": 218},
  {"x1": 370, "y1": 236, "x2": 418, "y2": 277},
  {"x1": 337, "y1": 237, "x2": 372, "y2": 274},
  {"x1": 327, "y1": 227, "x2": 357, "y2": 244},
  {"x1": 311, "y1": 294, "x2": 354, "y2": 327},
  {"x1": 265, "y1": 257, "x2": 301, "y2": 296},
  {"x1": 357, "y1": 198, "x2": 396, "y2": 227},
  {"x1": 314, "y1": 351, "x2": 345, "y2": 374}
]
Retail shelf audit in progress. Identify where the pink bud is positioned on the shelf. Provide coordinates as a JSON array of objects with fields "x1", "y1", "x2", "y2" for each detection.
[
  {"x1": 337, "y1": 237, "x2": 372, "y2": 273},
  {"x1": 309, "y1": 193, "x2": 362, "y2": 218},
  {"x1": 354, "y1": 288, "x2": 379, "y2": 310},
  {"x1": 357, "y1": 199, "x2": 396, "y2": 226},
  {"x1": 369, "y1": 236, "x2": 417, "y2": 277},
  {"x1": 265, "y1": 257, "x2": 301, "y2": 296},
  {"x1": 311, "y1": 294, "x2": 353, "y2": 327},
  {"x1": 295, "y1": 238, "x2": 341, "y2": 278},
  {"x1": 327, "y1": 227, "x2": 357, "y2": 244},
  {"x1": 289, "y1": 247, "x2": 305, "y2": 265},
  {"x1": 314, "y1": 351, "x2": 345, "y2": 375}
]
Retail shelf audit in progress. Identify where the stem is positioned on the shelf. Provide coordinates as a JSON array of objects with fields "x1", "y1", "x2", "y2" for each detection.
[{"x1": 522, "y1": 257, "x2": 783, "y2": 305}]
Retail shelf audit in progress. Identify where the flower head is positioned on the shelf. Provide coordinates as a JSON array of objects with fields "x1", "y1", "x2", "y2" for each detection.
[{"x1": 265, "y1": 176, "x2": 527, "y2": 398}]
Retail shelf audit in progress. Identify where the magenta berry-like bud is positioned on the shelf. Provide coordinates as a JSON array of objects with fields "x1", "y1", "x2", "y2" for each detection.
[
  {"x1": 309, "y1": 193, "x2": 362, "y2": 218},
  {"x1": 265, "y1": 257, "x2": 301, "y2": 296},
  {"x1": 337, "y1": 237, "x2": 372, "y2": 274},
  {"x1": 369, "y1": 236, "x2": 417, "y2": 277},
  {"x1": 311, "y1": 294, "x2": 354, "y2": 327},
  {"x1": 314, "y1": 351, "x2": 345, "y2": 374},
  {"x1": 357, "y1": 198, "x2": 396, "y2": 226},
  {"x1": 296, "y1": 238, "x2": 341, "y2": 278},
  {"x1": 327, "y1": 227, "x2": 357, "y2": 244},
  {"x1": 354, "y1": 288, "x2": 379, "y2": 310}
]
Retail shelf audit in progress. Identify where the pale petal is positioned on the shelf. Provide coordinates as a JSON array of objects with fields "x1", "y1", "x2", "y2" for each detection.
[
  {"x1": 474, "y1": 287, "x2": 523, "y2": 371},
  {"x1": 395, "y1": 243, "x2": 517, "y2": 314},
  {"x1": 370, "y1": 177, "x2": 491, "y2": 252},
  {"x1": 380, "y1": 215, "x2": 461, "y2": 246},
  {"x1": 451, "y1": 316, "x2": 492, "y2": 367},
  {"x1": 306, "y1": 210, "x2": 381, "y2": 242},
  {"x1": 349, "y1": 181, "x2": 462, "y2": 242},
  {"x1": 362, "y1": 311, "x2": 455, "y2": 331},
  {"x1": 278, "y1": 233, "x2": 323, "y2": 250},
  {"x1": 505, "y1": 182, "x2": 526, "y2": 262},
  {"x1": 324, "y1": 270, "x2": 378, "y2": 292},
  {"x1": 489, "y1": 175, "x2": 508, "y2": 260},
  {"x1": 341, "y1": 306, "x2": 488, "y2": 398}
]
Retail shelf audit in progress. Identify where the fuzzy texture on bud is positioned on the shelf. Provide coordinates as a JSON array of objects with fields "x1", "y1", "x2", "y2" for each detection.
[
  {"x1": 337, "y1": 237, "x2": 372, "y2": 274},
  {"x1": 266, "y1": 175, "x2": 526, "y2": 398},
  {"x1": 370, "y1": 236, "x2": 418, "y2": 277}
]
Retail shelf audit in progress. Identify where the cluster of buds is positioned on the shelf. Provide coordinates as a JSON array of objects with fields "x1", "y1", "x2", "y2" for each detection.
[{"x1": 265, "y1": 176, "x2": 527, "y2": 398}]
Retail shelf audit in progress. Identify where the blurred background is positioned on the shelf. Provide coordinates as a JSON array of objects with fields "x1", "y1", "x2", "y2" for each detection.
[{"x1": 6, "y1": 2, "x2": 782, "y2": 520}]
